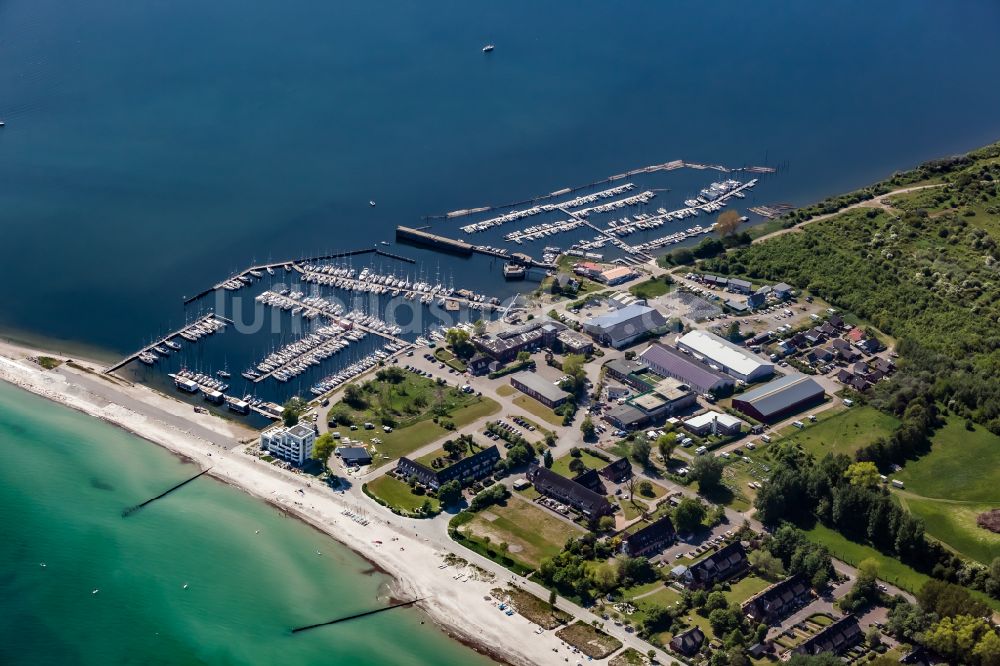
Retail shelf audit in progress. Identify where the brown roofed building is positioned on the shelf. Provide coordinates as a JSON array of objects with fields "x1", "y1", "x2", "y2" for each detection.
[
  {"x1": 792, "y1": 615, "x2": 863, "y2": 657},
  {"x1": 681, "y1": 542, "x2": 749, "y2": 589},
  {"x1": 741, "y1": 574, "x2": 811, "y2": 623},
  {"x1": 620, "y1": 516, "x2": 676, "y2": 558}
]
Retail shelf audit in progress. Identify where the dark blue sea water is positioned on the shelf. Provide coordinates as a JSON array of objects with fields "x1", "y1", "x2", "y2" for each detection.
[{"x1": 2, "y1": 0, "x2": 999, "y2": 358}]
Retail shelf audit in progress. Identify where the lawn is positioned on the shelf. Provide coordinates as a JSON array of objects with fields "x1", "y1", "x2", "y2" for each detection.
[
  {"x1": 896, "y1": 419, "x2": 1000, "y2": 503},
  {"x1": 633, "y1": 586, "x2": 682, "y2": 609},
  {"x1": 805, "y1": 524, "x2": 932, "y2": 595},
  {"x1": 362, "y1": 398, "x2": 499, "y2": 468},
  {"x1": 893, "y1": 420, "x2": 1000, "y2": 564},
  {"x1": 774, "y1": 406, "x2": 900, "y2": 459},
  {"x1": 512, "y1": 395, "x2": 564, "y2": 426},
  {"x1": 550, "y1": 450, "x2": 609, "y2": 478},
  {"x1": 366, "y1": 474, "x2": 439, "y2": 513},
  {"x1": 457, "y1": 497, "x2": 583, "y2": 569},
  {"x1": 724, "y1": 575, "x2": 771, "y2": 605},
  {"x1": 618, "y1": 497, "x2": 649, "y2": 521},
  {"x1": 898, "y1": 497, "x2": 1000, "y2": 565},
  {"x1": 629, "y1": 276, "x2": 672, "y2": 299},
  {"x1": 496, "y1": 384, "x2": 516, "y2": 397}
]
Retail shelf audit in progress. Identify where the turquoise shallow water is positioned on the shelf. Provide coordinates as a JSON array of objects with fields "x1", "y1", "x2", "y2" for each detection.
[{"x1": 0, "y1": 380, "x2": 493, "y2": 665}]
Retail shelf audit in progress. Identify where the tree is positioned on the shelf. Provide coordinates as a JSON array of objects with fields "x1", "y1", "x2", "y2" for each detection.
[
  {"x1": 656, "y1": 434, "x2": 676, "y2": 465},
  {"x1": 593, "y1": 561, "x2": 620, "y2": 592},
  {"x1": 844, "y1": 461, "x2": 881, "y2": 488},
  {"x1": 445, "y1": 328, "x2": 475, "y2": 359},
  {"x1": 716, "y1": 210, "x2": 742, "y2": 237},
  {"x1": 866, "y1": 625, "x2": 882, "y2": 649},
  {"x1": 690, "y1": 455, "x2": 725, "y2": 491},
  {"x1": 581, "y1": 416, "x2": 596, "y2": 440},
  {"x1": 673, "y1": 497, "x2": 707, "y2": 533},
  {"x1": 343, "y1": 383, "x2": 367, "y2": 409},
  {"x1": 281, "y1": 397, "x2": 308, "y2": 427},
  {"x1": 437, "y1": 480, "x2": 462, "y2": 507},
  {"x1": 598, "y1": 515, "x2": 615, "y2": 532},
  {"x1": 631, "y1": 437, "x2": 651, "y2": 467},
  {"x1": 516, "y1": 350, "x2": 531, "y2": 363},
  {"x1": 887, "y1": 601, "x2": 931, "y2": 641},
  {"x1": 725, "y1": 320, "x2": 741, "y2": 342},
  {"x1": 569, "y1": 458, "x2": 587, "y2": 475},
  {"x1": 840, "y1": 558, "x2": 880, "y2": 613},
  {"x1": 420, "y1": 498, "x2": 433, "y2": 515},
  {"x1": 918, "y1": 579, "x2": 990, "y2": 619},
  {"x1": 561, "y1": 354, "x2": 588, "y2": 396},
  {"x1": 638, "y1": 480, "x2": 654, "y2": 497},
  {"x1": 543, "y1": 449, "x2": 554, "y2": 468},
  {"x1": 473, "y1": 319, "x2": 486, "y2": 337},
  {"x1": 544, "y1": 432, "x2": 557, "y2": 448},
  {"x1": 748, "y1": 549, "x2": 785, "y2": 580},
  {"x1": 443, "y1": 438, "x2": 468, "y2": 459},
  {"x1": 311, "y1": 432, "x2": 336, "y2": 465}
]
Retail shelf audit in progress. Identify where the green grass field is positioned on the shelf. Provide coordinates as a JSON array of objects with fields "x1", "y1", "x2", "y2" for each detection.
[
  {"x1": 364, "y1": 398, "x2": 500, "y2": 467},
  {"x1": 550, "y1": 450, "x2": 608, "y2": 478},
  {"x1": 629, "y1": 277, "x2": 672, "y2": 299},
  {"x1": 512, "y1": 395, "x2": 564, "y2": 426},
  {"x1": 775, "y1": 406, "x2": 900, "y2": 458},
  {"x1": 724, "y1": 575, "x2": 771, "y2": 605},
  {"x1": 896, "y1": 420, "x2": 1000, "y2": 502},
  {"x1": 367, "y1": 475, "x2": 440, "y2": 513},
  {"x1": 459, "y1": 497, "x2": 583, "y2": 569},
  {"x1": 893, "y1": 419, "x2": 1000, "y2": 564}
]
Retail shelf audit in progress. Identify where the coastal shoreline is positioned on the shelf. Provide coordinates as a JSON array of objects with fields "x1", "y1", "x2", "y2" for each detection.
[{"x1": 0, "y1": 339, "x2": 572, "y2": 666}]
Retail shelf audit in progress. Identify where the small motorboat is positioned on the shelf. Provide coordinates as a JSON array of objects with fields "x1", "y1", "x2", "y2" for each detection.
[
  {"x1": 369, "y1": 200, "x2": 376, "y2": 207},
  {"x1": 482, "y1": 44, "x2": 494, "y2": 53}
]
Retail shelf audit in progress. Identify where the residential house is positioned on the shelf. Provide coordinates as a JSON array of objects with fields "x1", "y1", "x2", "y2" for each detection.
[
  {"x1": 681, "y1": 542, "x2": 749, "y2": 588},
  {"x1": 792, "y1": 615, "x2": 863, "y2": 657},
  {"x1": 620, "y1": 516, "x2": 677, "y2": 557},
  {"x1": 741, "y1": 574, "x2": 811, "y2": 623},
  {"x1": 526, "y1": 464, "x2": 614, "y2": 519},
  {"x1": 396, "y1": 445, "x2": 501, "y2": 490},
  {"x1": 669, "y1": 627, "x2": 705, "y2": 656},
  {"x1": 773, "y1": 282, "x2": 793, "y2": 299},
  {"x1": 599, "y1": 458, "x2": 633, "y2": 484}
]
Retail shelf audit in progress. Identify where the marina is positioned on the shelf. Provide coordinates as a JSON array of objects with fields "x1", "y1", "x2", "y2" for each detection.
[{"x1": 106, "y1": 314, "x2": 231, "y2": 374}]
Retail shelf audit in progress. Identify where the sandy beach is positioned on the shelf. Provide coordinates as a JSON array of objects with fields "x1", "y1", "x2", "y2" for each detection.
[{"x1": 0, "y1": 341, "x2": 589, "y2": 666}]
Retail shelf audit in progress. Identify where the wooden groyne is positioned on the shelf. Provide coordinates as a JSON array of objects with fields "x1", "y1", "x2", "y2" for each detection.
[
  {"x1": 122, "y1": 468, "x2": 212, "y2": 517},
  {"x1": 183, "y1": 248, "x2": 416, "y2": 305},
  {"x1": 291, "y1": 598, "x2": 426, "y2": 634}
]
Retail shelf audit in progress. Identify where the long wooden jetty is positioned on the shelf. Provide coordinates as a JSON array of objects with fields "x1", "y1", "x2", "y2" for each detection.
[
  {"x1": 105, "y1": 313, "x2": 232, "y2": 375},
  {"x1": 183, "y1": 248, "x2": 416, "y2": 305},
  {"x1": 122, "y1": 467, "x2": 212, "y2": 517},
  {"x1": 395, "y1": 226, "x2": 555, "y2": 269},
  {"x1": 291, "y1": 598, "x2": 426, "y2": 634}
]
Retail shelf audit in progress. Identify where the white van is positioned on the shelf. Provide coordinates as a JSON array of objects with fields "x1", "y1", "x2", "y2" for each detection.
[
  {"x1": 792, "y1": 420, "x2": 805, "y2": 429},
  {"x1": 891, "y1": 479, "x2": 905, "y2": 489},
  {"x1": 843, "y1": 398, "x2": 855, "y2": 407},
  {"x1": 696, "y1": 446, "x2": 708, "y2": 455},
  {"x1": 761, "y1": 435, "x2": 772, "y2": 443}
]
